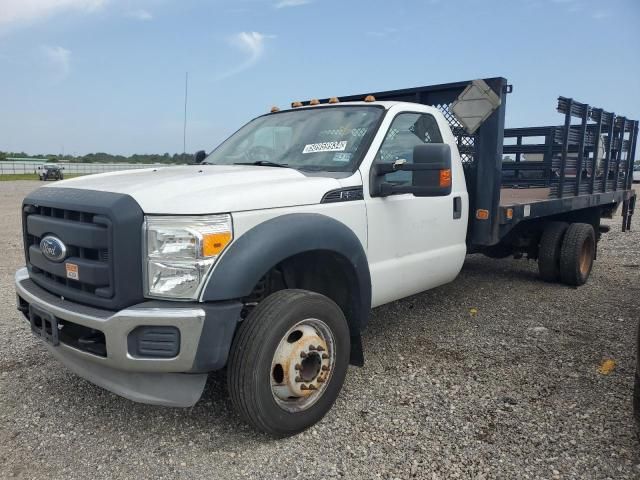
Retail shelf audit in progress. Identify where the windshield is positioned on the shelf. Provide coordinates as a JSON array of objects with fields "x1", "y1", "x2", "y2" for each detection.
[{"x1": 203, "y1": 106, "x2": 383, "y2": 172}]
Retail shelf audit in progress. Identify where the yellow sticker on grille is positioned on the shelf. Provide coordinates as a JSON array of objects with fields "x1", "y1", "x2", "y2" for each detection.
[{"x1": 66, "y1": 263, "x2": 79, "y2": 280}]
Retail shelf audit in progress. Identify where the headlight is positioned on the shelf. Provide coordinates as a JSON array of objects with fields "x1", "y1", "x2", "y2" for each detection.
[{"x1": 143, "y1": 215, "x2": 233, "y2": 299}]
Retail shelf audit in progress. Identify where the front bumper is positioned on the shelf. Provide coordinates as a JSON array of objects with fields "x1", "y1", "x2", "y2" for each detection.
[{"x1": 15, "y1": 268, "x2": 242, "y2": 407}]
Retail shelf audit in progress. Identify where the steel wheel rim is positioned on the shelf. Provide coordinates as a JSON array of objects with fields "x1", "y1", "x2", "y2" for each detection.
[
  {"x1": 270, "y1": 318, "x2": 336, "y2": 413},
  {"x1": 579, "y1": 236, "x2": 594, "y2": 276}
]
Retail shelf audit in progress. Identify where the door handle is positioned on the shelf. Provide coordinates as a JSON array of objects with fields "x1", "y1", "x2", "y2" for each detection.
[{"x1": 453, "y1": 196, "x2": 462, "y2": 219}]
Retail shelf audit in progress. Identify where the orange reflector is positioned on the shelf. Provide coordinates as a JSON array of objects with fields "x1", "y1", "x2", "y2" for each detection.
[
  {"x1": 202, "y1": 232, "x2": 232, "y2": 257},
  {"x1": 439, "y1": 169, "x2": 451, "y2": 188},
  {"x1": 328, "y1": 97, "x2": 340, "y2": 104},
  {"x1": 291, "y1": 101, "x2": 303, "y2": 108},
  {"x1": 506, "y1": 208, "x2": 513, "y2": 220},
  {"x1": 270, "y1": 106, "x2": 280, "y2": 113},
  {"x1": 476, "y1": 209, "x2": 490, "y2": 220},
  {"x1": 364, "y1": 95, "x2": 376, "y2": 102},
  {"x1": 309, "y1": 99, "x2": 320, "y2": 105}
]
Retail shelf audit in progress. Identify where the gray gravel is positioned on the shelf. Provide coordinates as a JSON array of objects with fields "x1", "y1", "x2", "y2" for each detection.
[{"x1": 1, "y1": 180, "x2": 639, "y2": 479}]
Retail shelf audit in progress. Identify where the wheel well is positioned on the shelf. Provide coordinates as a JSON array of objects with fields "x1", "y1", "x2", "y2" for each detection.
[{"x1": 243, "y1": 250, "x2": 360, "y2": 333}]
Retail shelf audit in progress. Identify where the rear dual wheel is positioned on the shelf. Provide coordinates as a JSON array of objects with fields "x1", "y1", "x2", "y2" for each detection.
[
  {"x1": 559, "y1": 223, "x2": 595, "y2": 286},
  {"x1": 227, "y1": 289, "x2": 350, "y2": 437},
  {"x1": 538, "y1": 222, "x2": 595, "y2": 286}
]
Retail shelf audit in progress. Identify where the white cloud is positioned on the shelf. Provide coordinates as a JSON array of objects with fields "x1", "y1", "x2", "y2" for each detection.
[
  {"x1": 231, "y1": 31, "x2": 270, "y2": 58},
  {"x1": 0, "y1": 0, "x2": 106, "y2": 27},
  {"x1": 215, "y1": 31, "x2": 274, "y2": 80},
  {"x1": 275, "y1": 0, "x2": 312, "y2": 8},
  {"x1": 42, "y1": 45, "x2": 71, "y2": 79},
  {"x1": 125, "y1": 8, "x2": 152, "y2": 21}
]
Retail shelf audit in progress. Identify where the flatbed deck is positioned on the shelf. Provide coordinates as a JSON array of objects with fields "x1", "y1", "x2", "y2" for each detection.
[{"x1": 500, "y1": 188, "x2": 551, "y2": 205}]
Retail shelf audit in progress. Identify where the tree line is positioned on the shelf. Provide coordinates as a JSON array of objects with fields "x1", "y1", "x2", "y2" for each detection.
[{"x1": 0, "y1": 151, "x2": 195, "y2": 164}]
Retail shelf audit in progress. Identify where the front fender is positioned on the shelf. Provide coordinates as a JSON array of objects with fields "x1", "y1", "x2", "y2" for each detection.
[{"x1": 201, "y1": 213, "x2": 371, "y2": 333}]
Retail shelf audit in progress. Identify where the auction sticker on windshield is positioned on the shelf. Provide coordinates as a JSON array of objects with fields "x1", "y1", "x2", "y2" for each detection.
[{"x1": 302, "y1": 141, "x2": 347, "y2": 154}]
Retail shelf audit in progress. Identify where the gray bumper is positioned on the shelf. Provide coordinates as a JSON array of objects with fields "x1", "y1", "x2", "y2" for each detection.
[
  {"x1": 42, "y1": 341, "x2": 208, "y2": 407},
  {"x1": 15, "y1": 268, "x2": 241, "y2": 407}
]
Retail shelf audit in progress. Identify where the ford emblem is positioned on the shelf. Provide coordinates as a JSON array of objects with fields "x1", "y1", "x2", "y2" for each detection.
[{"x1": 40, "y1": 235, "x2": 67, "y2": 263}]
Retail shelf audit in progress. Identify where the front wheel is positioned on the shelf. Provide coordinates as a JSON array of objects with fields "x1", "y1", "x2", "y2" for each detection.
[{"x1": 227, "y1": 289, "x2": 350, "y2": 437}]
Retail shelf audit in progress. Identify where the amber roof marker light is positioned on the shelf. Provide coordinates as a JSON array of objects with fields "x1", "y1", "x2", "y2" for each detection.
[
  {"x1": 364, "y1": 95, "x2": 376, "y2": 102},
  {"x1": 309, "y1": 99, "x2": 320, "y2": 106},
  {"x1": 291, "y1": 101, "x2": 303, "y2": 108},
  {"x1": 328, "y1": 97, "x2": 340, "y2": 104},
  {"x1": 270, "y1": 106, "x2": 280, "y2": 113}
]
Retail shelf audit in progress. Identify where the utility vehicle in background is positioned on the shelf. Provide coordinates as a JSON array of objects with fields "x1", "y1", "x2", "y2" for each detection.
[
  {"x1": 15, "y1": 77, "x2": 638, "y2": 436},
  {"x1": 37, "y1": 164, "x2": 64, "y2": 181}
]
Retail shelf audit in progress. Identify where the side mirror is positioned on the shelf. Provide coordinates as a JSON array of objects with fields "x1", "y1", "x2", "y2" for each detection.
[
  {"x1": 194, "y1": 150, "x2": 207, "y2": 164},
  {"x1": 371, "y1": 144, "x2": 452, "y2": 197}
]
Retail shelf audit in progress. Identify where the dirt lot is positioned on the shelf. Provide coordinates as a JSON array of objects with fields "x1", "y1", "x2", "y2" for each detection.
[{"x1": 0, "y1": 180, "x2": 639, "y2": 479}]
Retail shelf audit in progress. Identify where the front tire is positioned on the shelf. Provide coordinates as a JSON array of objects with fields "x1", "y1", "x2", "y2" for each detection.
[{"x1": 227, "y1": 289, "x2": 350, "y2": 437}]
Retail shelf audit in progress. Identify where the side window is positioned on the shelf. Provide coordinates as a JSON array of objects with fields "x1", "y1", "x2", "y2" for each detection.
[{"x1": 375, "y1": 113, "x2": 443, "y2": 186}]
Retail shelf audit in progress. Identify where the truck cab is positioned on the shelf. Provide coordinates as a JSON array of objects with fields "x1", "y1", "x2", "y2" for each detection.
[{"x1": 14, "y1": 78, "x2": 638, "y2": 437}]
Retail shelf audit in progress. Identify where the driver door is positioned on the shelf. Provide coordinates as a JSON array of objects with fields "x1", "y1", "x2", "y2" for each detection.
[{"x1": 364, "y1": 111, "x2": 467, "y2": 307}]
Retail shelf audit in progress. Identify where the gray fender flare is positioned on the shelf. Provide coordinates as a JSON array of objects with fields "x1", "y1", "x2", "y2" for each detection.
[{"x1": 201, "y1": 213, "x2": 371, "y2": 334}]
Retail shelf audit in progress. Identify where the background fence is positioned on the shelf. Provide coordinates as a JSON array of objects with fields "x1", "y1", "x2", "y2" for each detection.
[{"x1": 0, "y1": 160, "x2": 180, "y2": 176}]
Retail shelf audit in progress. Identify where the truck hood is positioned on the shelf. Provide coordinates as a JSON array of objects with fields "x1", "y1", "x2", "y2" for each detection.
[{"x1": 46, "y1": 165, "x2": 345, "y2": 214}]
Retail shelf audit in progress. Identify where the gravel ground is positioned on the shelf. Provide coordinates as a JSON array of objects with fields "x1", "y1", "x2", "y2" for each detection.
[{"x1": 0, "y1": 180, "x2": 639, "y2": 479}]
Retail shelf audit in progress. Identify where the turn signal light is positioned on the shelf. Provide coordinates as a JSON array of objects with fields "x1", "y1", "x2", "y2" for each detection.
[
  {"x1": 439, "y1": 169, "x2": 451, "y2": 188},
  {"x1": 506, "y1": 208, "x2": 513, "y2": 220},
  {"x1": 476, "y1": 209, "x2": 490, "y2": 220},
  {"x1": 202, "y1": 232, "x2": 232, "y2": 257}
]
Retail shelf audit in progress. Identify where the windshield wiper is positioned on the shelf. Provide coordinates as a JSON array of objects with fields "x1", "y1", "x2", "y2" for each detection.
[{"x1": 233, "y1": 161, "x2": 290, "y2": 168}]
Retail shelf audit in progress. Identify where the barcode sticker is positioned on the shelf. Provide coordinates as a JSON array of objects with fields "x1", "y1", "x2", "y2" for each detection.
[{"x1": 302, "y1": 141, "x2": 347, "y2": 154}]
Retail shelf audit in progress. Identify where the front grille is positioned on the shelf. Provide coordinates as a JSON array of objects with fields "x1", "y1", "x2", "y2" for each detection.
[
  {"x1": 25, "y1": 206, "x2": 112, "y2": 298},
  {"x1": 22, "y1": 187, "x2": 144, "y2": 310}
]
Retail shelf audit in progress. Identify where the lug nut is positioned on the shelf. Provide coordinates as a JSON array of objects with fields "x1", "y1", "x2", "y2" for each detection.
[
  {"x1": 307, "y1": 384, "x2": 317, "y2": 390},
  {"x1": 300, "y1": 384, "x2": 308, "y2": 390},
  {"x1": 308, "y1": 345, "x2": 316, "y2": 351},
  {"x1": 317, "y1": 345, "x2": 326, "y2": 352},
  {"x1": 317, "y1": 377, "x2": 326, "y2": 383},
  {"x1": 294, "y1": 363, "x2": 302, "y2": 370},
  {"x1": 321, "y1": 365, "x2": 329, "y2": 371},
  {"x1": 295, "y1": 376, "x2": 302, "y2": 383},
  {"x1": 300, "y1": 351, "x2": 307, "y2": 358},
  {"x1": 322, "y1": 353, "x2": 329, "y2": 359}
]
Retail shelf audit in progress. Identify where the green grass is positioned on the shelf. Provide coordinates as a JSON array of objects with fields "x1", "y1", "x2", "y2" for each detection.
[
  {"x1": 0, "y1": 174, "x2": 82, "y2": 181},
  {"x1": 0, "y1": 174, "x2": 39, "y2": 181}
]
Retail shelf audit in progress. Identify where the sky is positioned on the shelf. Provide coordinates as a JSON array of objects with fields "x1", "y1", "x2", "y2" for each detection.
[{"x1": 0, "y1": 0, "x2": 639, "y2": 156}]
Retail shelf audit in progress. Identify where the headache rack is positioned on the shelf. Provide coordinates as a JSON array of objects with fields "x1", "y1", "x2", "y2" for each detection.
[{"x1": 324, "y1": 77, "x2": 638, "y2": 247}]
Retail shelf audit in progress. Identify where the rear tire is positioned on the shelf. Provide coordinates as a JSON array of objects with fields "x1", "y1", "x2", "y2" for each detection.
[
  {"x1": 538, "y1": 222, "x2": 569, "y2": 282},
  {"x1": 227, "y1": 289, "x2": 350, "y2": 437},
  {"x1": 559, "y1": 223, "x2": 595, "y2": 286}
]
